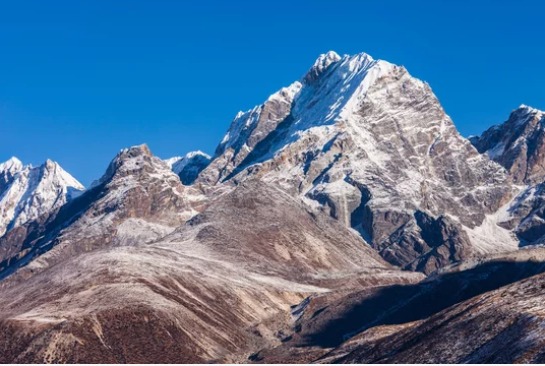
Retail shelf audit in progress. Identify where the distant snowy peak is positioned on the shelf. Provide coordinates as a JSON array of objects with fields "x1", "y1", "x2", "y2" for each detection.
[
  {"x1": 164, "y1": 150, "x2": 211, "y2": 185},
  {"x1": 471, "y1": 105, "x2": 545, "y2": 183},
  {"x1": 0, "y1": 157, "x2": 23, "y2": 175},
  {"x1": 165, "y1": 150, "x2": 210, "y2": 174},
  {"x1": 0, "y1": 157, "x2": 24, "y2": 190},
  {"x1": 0, "y1": 157, "x2": 84, "y2": 237},
  {"x1": 42, "y1": 159, "x2": 85, "y2": 192},
  {"x1": 164, "y1": 156, "x2": 183, "y2": 169}
]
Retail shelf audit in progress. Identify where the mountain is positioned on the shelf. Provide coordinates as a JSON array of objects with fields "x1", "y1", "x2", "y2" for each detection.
[
  {"x1": 470, "y1": 105, "x2": 545, "y2": 246},
  {"x1": 199, "y1": 51, "x2": 515, "y2": 274},
  {"x1": 165, "y1": 150, "x2": 211, "y2": 185},
  {"x1": 1, "y1": 51, "x2": 545, "y2": 363},
  {"x1": 471, "y1": 105, "x2": 545, "y2": 184},
  {"x1": 0, "y1": 157, "x2": 84, "y2": 238}
]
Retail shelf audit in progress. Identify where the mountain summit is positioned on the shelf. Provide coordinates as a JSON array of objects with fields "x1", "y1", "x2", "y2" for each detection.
[
  {"x1": 0, "y1": 157, "x2": 83, "y2": 237},
  {"x1": 199, "y1": 51, "x2": 514, "y2": 273},
  {"x1": 471, "y1": 105, "x2": 545, "y2": 184}
]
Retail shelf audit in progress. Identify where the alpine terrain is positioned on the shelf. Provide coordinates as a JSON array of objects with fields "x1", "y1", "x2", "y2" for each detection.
[{"x1": 1, "y1": 51, "x2": 545, "y2": 363}]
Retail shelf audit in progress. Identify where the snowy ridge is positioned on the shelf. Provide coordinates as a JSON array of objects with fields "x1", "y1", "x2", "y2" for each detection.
[
  {"x1": 216, "y1": 81, "x2": 302, "y2": 157},
  {"x1": 0, "y1": 157, "x2": 84, "y2": 237},
  {"x1": 165, "y1": 150, "x2": 211, "y2": 175},
  {"x1": 0, "y1": 157, "x2": 23, "y2": 178},
  {"x1": 164, "y1": 150, "x2": 212, "y2": 185}
]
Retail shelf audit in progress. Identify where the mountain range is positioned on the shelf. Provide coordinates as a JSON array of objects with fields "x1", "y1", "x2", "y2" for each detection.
[{"x1": 1, "y1": 51, "x2": 545, "y2": 363}]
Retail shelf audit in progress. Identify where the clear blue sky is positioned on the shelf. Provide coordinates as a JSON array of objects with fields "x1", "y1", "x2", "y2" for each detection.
[{"x1": 1, "y1": 0, "x2": 544, "y2": 185}]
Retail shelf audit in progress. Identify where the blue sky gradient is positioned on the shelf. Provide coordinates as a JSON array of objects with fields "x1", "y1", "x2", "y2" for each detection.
[{"x1": 1, "y1": 0, "x2": 544, "y2": 185}]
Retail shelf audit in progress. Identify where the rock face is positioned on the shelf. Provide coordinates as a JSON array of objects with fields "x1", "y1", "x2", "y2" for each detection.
[
  {"x1": 471, "y1": 105, "x2": 545, "y2": 184},
  {"x1": 199, "y1": 51, "x2": 513, "y2": 273},
  {"x1": 165, "y1": 151, "x2": 211, "y2": 185},
  {"x1": 0, "y1": 157, "x2": 84, "y2": 237},
  {"x1": 470, "y1": 105, "x2": 545, "y2": 246}
]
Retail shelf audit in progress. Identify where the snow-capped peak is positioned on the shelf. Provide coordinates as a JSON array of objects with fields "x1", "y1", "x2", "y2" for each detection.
[
  {"x1": 164, "y1": 156, "x2": 183, "y2": 168},
  {"x1": 304, "y1": 50, "x2": 342, "y2": 83},
  {"x1": 471, "y1": 104, "x2": 545, "y2": 183},
  {"x1": 185, "y1": 150, "x2": 210, "y2": 160},
  {"x1": 164, "y1": 150, "x2": 212, "y2": 185},
  {"x1": 517, "y1": 104, "x2": 543, "y2": 113},
  {"x1": 515, "y1": 105, "x2": 545, "y2": 121},
  {"x1": 0, "y1": 158, "x2": 84, "y2": 237},
  {"x1": 165, "y1": 150, "x2": 210, "y2": 172},
  {"x1": 42, "y1": 159, "x2": 85, "y2": 191},
  {"x1": 312, "y1": 51, "x2": 341, "y2": 70},
  {"x1": 0, "y1": 157, "x2": 23, "y2": 175},
  {"x1": 196, "y1": 50, "x2": 514, "y2": 273}
]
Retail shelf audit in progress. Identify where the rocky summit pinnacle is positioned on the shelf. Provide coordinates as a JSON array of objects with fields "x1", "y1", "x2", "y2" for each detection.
[{"x1": 0, "y1": 157, "x2": 23, "y2": 174}]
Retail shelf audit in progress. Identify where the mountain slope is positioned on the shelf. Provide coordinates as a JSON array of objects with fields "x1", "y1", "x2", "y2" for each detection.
[
  {"x1": 332, "y1": 249, "x2": 545, "y2": 363},
  {"x1": 0, "y1": 177, "x2": 422, "y2": 363},
  {"x1": 251, "y1": 249, "x2": 545, "y2": 363},
  {"x1": 198, "y1": 51, "x2": 514, "y2": 273},
  {"x1": 0, "y1": 157, "x2": 84, "y2": 238}
]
